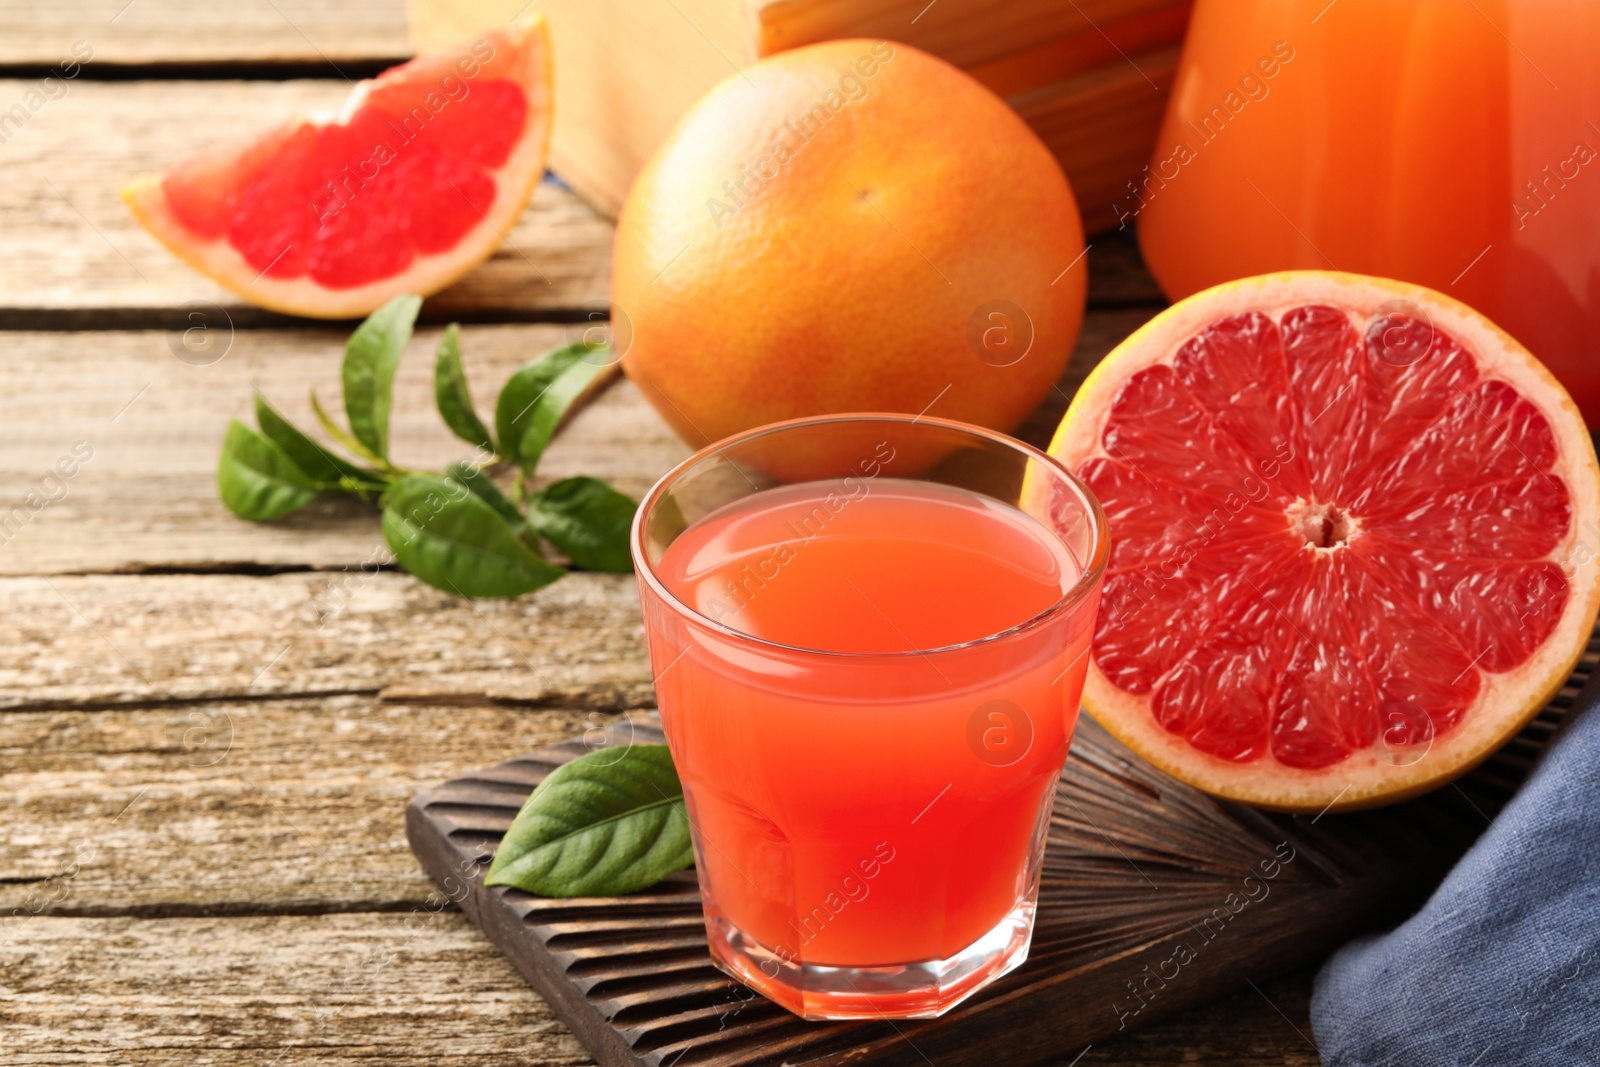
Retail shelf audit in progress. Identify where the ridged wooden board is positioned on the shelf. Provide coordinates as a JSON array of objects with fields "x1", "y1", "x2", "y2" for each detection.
[{"x1": 407, "y1": 629, "x2": 1597, "y2": 1067}]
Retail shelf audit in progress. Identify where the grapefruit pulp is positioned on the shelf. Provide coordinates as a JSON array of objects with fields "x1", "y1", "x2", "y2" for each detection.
[
  {"x1": 1044, "y1": 271, "x2": 1600, "y2": 812},
  {"x1": 122, "y1": 15, "x2": 551, "y2": 319}
]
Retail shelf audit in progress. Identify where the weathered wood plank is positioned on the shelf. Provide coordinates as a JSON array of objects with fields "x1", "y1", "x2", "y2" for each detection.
[
  {"x1": 0, "y1": 913, "x2": 594, "y2": 1065},
  {"x1": 0, "y1": 0, "x2": 409, "y2": 67},
  {"x1": 0, "y1": 698, "x2": 626, "y2": 912},
  {"x1": 0, "y1": 571, "x2": 651, "y2": 709},
  {"x1": 0, "y1": 324, "x2": 689, "y2": 575},
  {"x1": 0, "y1": 912, "x2": 1316, "y2": 1064},
  {"x1": 0, "y1": 80, "x2": 611, "y2": 324},
  {"x1": 0, "y1": 310, "x2": 1150, "y2": 576}
]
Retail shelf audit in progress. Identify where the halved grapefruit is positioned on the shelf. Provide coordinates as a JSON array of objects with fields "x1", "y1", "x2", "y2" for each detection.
[
  {"x1": 1045, "y1": 271, "x2": 1600, "y2": 812},
  {"x1": 122, "y1": 14, "x2": 551, "y2": 319}
]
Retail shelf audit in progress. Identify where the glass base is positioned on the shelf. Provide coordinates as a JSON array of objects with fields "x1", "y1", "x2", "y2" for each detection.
[{"x1": 704, "y1": 902, "x2": 1035, "y2": 1021}]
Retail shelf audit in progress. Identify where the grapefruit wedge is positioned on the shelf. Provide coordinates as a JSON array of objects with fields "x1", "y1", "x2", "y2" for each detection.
[
  {"x1": 1044, "y1": 271, "x2": 1600, "y2": 812},
  {"x1": 122, "y1": 15, "x2": 551, "y2": 319}
]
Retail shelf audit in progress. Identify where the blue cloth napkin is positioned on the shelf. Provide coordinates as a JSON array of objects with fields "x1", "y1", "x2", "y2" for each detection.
[{"x1": 1311, "y1": 685, "x2": 1600, "y2": 1065}]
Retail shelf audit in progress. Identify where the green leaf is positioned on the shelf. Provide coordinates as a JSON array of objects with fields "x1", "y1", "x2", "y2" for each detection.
[
  {"x1": 434, "y1": 324, "x2": 496, "y2": 455},
  {"x1": 527, "y1": 477, "x2": 636, "y2": 573},
  {"x1": 494, "y1": 343, "x2": 610, "y2": 474},
  {"x1": 381, "y1": 474, "x2": 564, "y2": 598},
  {"x1": 484, "y1": 744, "x2": 693, "y2": 897},
  {"x1": 343, "y1": 294, "x2": 421, "y2": 460},
  {"x1": 254, "y1": 392, "x2": 384, "y2": 493},
  {"x1": 311, "y1": 388, "x2": 389, "y2": 469},
  {"x1": 444, "y1": 462, "x2": 529, "y2": 538},
  {"x1": 217, "y1": 419, "x2": 318, "y2": 521}
]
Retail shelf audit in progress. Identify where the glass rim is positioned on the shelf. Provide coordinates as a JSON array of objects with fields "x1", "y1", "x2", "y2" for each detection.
[{"x1": 630, "y1": 412, "x2": 1110, "y2": 660}]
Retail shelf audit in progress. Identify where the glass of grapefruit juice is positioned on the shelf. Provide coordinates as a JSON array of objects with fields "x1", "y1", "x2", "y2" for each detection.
[{"x1": 632, "y1": 414, "x2": 1108, "y2": 1020}]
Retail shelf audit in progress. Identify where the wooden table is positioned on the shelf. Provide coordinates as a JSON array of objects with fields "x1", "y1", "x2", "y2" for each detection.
[{"x1": 0, "y1": 3, "x2": 1323, "y2": 1062}]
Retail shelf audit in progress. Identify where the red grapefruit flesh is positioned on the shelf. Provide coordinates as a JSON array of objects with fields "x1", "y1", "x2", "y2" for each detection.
[
  {"x1": 121, "y1": 15, "x2": 551, "y2": 319},
  {"x1": 1045, "y1": 271, "x2": 1600, "y2": 812}
]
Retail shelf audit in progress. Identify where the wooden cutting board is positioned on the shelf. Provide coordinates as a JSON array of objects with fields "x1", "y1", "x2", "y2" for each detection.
[{"x1": 406, "y1": 627, "x2": 1597, "y2": 1067}]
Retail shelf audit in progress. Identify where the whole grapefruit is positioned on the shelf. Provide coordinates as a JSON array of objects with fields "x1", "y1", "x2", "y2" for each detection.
[{"x1": 612, "y1": 39, "x2": 1086, "y2": 447}]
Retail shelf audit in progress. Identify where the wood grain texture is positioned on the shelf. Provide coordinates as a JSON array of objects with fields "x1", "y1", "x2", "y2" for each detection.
[
  {"x1": 0, "y1": 80, "x2": 612, "y2": 325},
  {"x1": 0, "y1": 698, "x2": 631, "y2": 913},
  {"x1": 1084, "y1": 230, "x2": 1165, "y2": 308},
  {"x1": 0, "y1": 309, "x2": 1144, "y2": 577},
  {"x1": 0, "y1": 911, "x2": 1318, "y2": 1066},
  {"x1": 0, "y1": 571, "x2": 651, "y2": 710},
  {"x1": 0, "y1": 913, "x2": 595, "y2": 1065},
  {"x1": 0, "y1": 0, "x2": 409, "y2": 66},
  {"x1": 0, "y1": 324, "x2": 688, "y2": 575}
]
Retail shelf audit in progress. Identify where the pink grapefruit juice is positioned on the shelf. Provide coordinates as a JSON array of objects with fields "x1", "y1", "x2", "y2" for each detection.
[{"x1": 645, "y1": 477, "x2": 1096, "y2": 968}]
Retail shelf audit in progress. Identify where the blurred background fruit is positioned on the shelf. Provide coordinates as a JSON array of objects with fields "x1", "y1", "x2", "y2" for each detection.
[
  {"x1": 1136, "y1": 0, "x2": 1600, "y2": 426},
  {"x1": 608, "y1": 40, "x2": 1087, "y2": 447},
  {"x1": 406, "y1": 0, "x2": 1190, "y2": 232}
]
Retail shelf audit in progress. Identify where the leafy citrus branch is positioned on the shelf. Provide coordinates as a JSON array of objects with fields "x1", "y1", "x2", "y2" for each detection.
[{"x1": 217, "y1": 295, "x2": 636, "y2": 597}]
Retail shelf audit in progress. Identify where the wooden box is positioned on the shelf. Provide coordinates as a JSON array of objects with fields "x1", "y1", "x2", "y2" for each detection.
[{"x1": 405, "y1": 0, "x2": 1190, "y2": 233}]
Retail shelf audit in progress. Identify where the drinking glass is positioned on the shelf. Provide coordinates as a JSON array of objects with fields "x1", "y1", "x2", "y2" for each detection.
[{"x1": 631, "y1": 414, "x2": 1107, "y2": 1020}]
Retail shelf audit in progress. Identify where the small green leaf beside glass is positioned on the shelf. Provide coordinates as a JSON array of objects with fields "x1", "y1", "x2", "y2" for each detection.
[
  {"x1": 527, "y1": 476, "x2": 638, "y2": 573},
  {"x1": 215, "y1": 295, "x2": 637, "y2": 599},
  {"x1": 484, "y1": 744, "x2": 694, "y2": 898}
]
